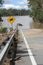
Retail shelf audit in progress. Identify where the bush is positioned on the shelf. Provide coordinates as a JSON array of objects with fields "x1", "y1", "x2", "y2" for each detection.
[{"x1": 0, "y1": 27, "x2": 8, "y2": 33}]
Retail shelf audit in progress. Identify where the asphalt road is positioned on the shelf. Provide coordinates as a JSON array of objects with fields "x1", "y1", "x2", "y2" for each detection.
[
  {"x1": 26, "y1": 37, "x2": 43, "y2": 65},
  {"x1": 15, "y1": 30, "x2": 32, "y2": 65},
  {"x1": 15, "y1": 30, "x2": 43, "y2": 65}
]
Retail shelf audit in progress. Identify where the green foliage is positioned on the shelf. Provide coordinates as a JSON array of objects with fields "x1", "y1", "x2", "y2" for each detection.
[
  {"x1": 0, "y1": 27, "x2": 8, "y2": 33},
  {"x1": 0, "y1": 0, "x2": 4, "y2": 6},
  {"x1": 0, "y1": 9, "x2": 30, "y2": 16},
  {"x1": 28, "y1": 0, "x2": 43, "y2": 22}
]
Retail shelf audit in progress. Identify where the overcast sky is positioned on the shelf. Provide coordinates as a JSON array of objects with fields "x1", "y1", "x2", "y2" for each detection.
[{"x1": 1, "y1": 0, "x2": 30, "y2": 10}]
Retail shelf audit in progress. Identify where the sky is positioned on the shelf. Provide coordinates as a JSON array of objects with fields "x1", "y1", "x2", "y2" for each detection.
[{"x1": 1, "y1": 0, "x2": 30, "y2": 10}]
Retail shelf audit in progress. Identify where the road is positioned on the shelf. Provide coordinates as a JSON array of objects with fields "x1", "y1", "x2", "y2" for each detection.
[{"x1": 15, "y1": 29, "x2": 43, "y2": 65}]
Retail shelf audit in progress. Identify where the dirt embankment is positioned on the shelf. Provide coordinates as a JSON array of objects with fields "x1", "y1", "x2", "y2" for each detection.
[{"x1": 0, "y1": 31, "x2": 14, "y2": 46}]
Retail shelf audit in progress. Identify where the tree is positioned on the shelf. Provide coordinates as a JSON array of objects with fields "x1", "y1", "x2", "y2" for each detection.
[
  {"x1": 28, "y1": 0, "x2": 43, "y2": 22},
  {"x1": 0, "y1": 0, "x2": 4, "y2": 16},
  {"x1": 0, "y1": 9, "x2": 30, "y2": 16},
  {"x1": 0, "y1": 0, "x2": 3, "y2": 5},
  {"x1": 0, "y1": 0, "x2": 4, "y2": 29}
]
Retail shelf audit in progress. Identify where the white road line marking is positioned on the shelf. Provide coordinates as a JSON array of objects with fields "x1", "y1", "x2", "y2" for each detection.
[{"x1": 20, "y1": 30, "x2": 37, "y2": 65}]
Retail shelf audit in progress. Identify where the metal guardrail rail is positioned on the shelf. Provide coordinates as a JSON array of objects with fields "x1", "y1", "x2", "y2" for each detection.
[{"x1": 0, "y1": 33, "x2": 15, "y2": 65}]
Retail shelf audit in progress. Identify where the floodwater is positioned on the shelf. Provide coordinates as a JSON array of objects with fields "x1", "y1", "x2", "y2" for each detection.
[{"x1": 2, "y1": 16, "x2": 43, "y2": 29}]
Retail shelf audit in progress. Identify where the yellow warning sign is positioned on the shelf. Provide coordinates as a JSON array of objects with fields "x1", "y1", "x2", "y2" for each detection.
[{"x1": 8, "y1": 16, "x2": 15, "y2": 24}]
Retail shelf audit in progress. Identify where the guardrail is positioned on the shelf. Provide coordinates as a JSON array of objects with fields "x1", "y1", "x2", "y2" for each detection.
[{"x1": 0, "y1": 32, "x2": 17, "y2": 65}]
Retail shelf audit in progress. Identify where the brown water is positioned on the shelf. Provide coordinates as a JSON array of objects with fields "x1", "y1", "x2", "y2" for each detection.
[
  {"x1": 31, "y1": 22, "x2": 43, "y2": 29},
  {"x1": 2, "y1": 16, "x2": 43, "y2": 29}
]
